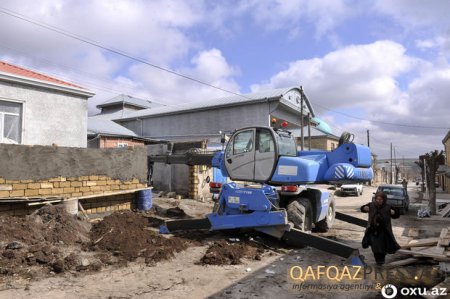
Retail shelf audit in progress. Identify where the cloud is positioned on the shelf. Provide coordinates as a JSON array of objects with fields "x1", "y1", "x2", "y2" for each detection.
[
  {"x1": 239, "y1": 0, "x2": 355, "y2": 39},
  {"x1": 251, "y1": 41, "x2": 417, "y2": 109},
  {"x1": 126, "y1": 48, "x2": 240, "y2": 104},
  {"x1": 251, "y1": 40, "x2": 448, "y2": 158}
]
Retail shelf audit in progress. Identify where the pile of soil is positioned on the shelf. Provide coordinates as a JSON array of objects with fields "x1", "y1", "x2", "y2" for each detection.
[
  {"x1": 0, "y1": 205, "x2": 90, "y2": 279},
  {"x1": 200, "y1": 240, "x2": 265, "y2": 265},
  {"x1": 89, "y1": 211, "x2": 189, "y2": 264}
]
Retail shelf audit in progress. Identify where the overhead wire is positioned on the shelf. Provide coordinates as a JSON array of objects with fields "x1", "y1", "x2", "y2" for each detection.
[{"x1": 1, "y1": 6, "x2": 448, "y2": 133}]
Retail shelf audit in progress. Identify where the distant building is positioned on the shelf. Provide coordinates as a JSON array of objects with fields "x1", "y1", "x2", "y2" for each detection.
[
  {"x1": 0, "y1": 61, "x2": 94, "y2": 147},
  {"x1": 440, "y1": 130, "x2": 450, "y2": 193},
  {"x1": 88, "y1": 95, "x2": 165, "y2": 148}
]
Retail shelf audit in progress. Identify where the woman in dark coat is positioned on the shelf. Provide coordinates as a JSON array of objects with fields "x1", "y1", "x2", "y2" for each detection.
[{"x1": 361, "y1": 191, "x2": 400, "y2": 265}]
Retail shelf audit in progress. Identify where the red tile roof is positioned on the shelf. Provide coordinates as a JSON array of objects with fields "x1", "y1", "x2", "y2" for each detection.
[{"x1": 0, "y1": 60, "x2": 84, "y2": 89}]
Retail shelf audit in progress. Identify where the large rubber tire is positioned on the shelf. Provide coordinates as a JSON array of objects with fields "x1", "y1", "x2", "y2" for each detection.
[
  {"x1": 286, "y1": 198, "x2": 312, "y2": 232},
  {"x1": 315, "y1": 198, "x2": 336, "y2": 232}
]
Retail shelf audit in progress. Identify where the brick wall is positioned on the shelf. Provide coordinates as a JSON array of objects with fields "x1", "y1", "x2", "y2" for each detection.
[
  {"x1": 100, "y1": 137, "x2": 145, "y2": 148},
  {"x1": 0, "y1": 175, "x2": 147, "y2": 215}
]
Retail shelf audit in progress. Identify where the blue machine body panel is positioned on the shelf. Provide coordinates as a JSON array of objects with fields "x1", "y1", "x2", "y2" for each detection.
[
  {"x1": 314, "y1": 189, "x2": 330, "y2": 222},
  {"x1": 207, "y1": 182, "x2": 287, "y2": 230}
]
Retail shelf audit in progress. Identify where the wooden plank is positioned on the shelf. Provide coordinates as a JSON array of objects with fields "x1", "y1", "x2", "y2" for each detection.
[
  {"x1": 397, "y1": 249, "x2": 449, "y2": 260},
  {"x1": 402, "y1": 238, "x2": 439, "y2": 248},
  {"x1": 408, "y1": 228, "x2": 420, "y2": 238},
  {"x1": 385, "y1": 258, "x2": 419, "y2": 268},
  {"x1": 438, "y1": 228, "x2": 449, "y2": 247},
  {"x1": 439, "y1": 203, "x2": 450, "y2": 216},
  {"x1": 72, "y1": 187, "x2": 152, "y2": 201}
]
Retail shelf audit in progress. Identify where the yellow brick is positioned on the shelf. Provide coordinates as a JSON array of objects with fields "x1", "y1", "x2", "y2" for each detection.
[
  {"x1": 40, "y1": 183, "x2": 53, "y2": 189},
  {"x1": 89, "y1": 175, "x2": 99, "y2": 181},
  {"x1": 124, "y1": 181, "x2": 132, "y2": 185},
  {"x1": 98, "y1": 207, "x2": 106, "y2": 212},
  {"x1": 60, "y1": 181, "x2": 71, "y2": 188},
  {"x1": 13, "y1": 183, "x2": 28, "y2": 190},
  {"x1": 38, "y1": 189, "x2": 52, "y2": 195},
  {"x1": 63, "y1": 187, "x2": 75, "y2": 193},
  {"x1": 48, "y1": 177, "x2": 63, "y2": 182},
  {"x1": 0, "y1": 178, "x2": 5, "y2": 184},
  {"x1": 85, "y1": 181, "x2": 97, "y2": 187},
  {"x1": 101, "y1": 186, "x2": 111, "y2": 191},
  {"x1": 25, "y1": 189, "x2": 39, "y2": 196},
  {"x1": 5, "y1": 180, "x2": 16, "y2": 184},
  {"x1": 52, "y1": 188, "x2": 65, "y2": 195},
  {"x1": 27, "y1": 183, "x2": 41, "y2": 189},
  {"x1": 20, "y1": 179, "x2": 33, "y2": 183},
  {"x1": 83, "y1": 192, "x2": 94, "y2": 196},
  {"x1": 67, "y1": 177, "x2": 78, "y2": 181},
  {"x1": 0, "y1": 184, "x2": 13, "y2": 191},
  {"x1": 132, "y1": 178, "x2": 140, "y2": 184},
  {"x1": 10, "y1": 190, "x2": 25, "y2": 197},
  {"x1": 71, "y1": 181, "x2": 82, "y2": 187},
  {"x1": 0, "y1": 190, "x2": 10, "y2": 197},
  {"x1": 98, "y1": 175, "x2": 110, "y2": 181},
  {"x1": 96, "y1": 180, "x2": 107, "y2": 186},
  {"x1": 111, "y1": 185, "x2": 120, "y2": 190},
  {"x1": 78, "y1": 176, "x2": 89, "y2": 181},
  {"x1": 80, "y1": 187, "x2": 91, "y2": 192},
  {"x1": 120, "y1": 185, "x2": 129, "y2": 190},
  {"x1": 128, "y1": 184, "x2": 137, "y2": 189},
  {"x1": 105, "y1": 206, "x2": 111, "y2": 211},
  {"x1": 90, "y1": 186, "x2": 103, "y2": 192},
  {"x1": 53, "y1": 182, "x2": 60, "y2": 188},
  {"x1": 71, "y1": 192, "x2": 83, "y2": 197}
]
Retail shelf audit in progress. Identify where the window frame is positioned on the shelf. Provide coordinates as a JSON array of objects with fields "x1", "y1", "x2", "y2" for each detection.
[{"x1": 0, "y1": 98, "x2": 23, "y2": 144}]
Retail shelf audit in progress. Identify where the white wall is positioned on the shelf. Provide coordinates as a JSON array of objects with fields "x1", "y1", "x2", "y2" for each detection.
[{"x1": 0, "y1": 81, "x2": 88, "y2": 147}]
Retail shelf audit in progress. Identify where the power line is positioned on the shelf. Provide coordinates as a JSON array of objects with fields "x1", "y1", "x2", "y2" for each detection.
[
  {"x1": 314, "y1": 103, "x2": 450, "y2": 130},
  {"x1": 2, "y1": 6, "x2": 449, "y2": 133},
  {"x1": 0, "y1": 7, "x2": 250, "y2": 100}
]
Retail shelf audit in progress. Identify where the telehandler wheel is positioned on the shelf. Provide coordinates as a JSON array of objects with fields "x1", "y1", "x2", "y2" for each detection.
[
  {"x1": 286, "y1": 198, "x2": 312, "y2": 232},
  {"x1": 315, "y1": 198, "x2": 336, "y2": 232}
]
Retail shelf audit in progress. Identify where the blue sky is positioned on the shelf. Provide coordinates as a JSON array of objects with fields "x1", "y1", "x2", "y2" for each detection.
[{"x1": 0, "y1": 0, "x2": 449, "y2": 158}]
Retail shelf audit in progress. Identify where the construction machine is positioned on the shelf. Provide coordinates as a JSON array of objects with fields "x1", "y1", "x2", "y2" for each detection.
[{"x1": 151, "y1": 126, "x2": 372, "y2": 264}]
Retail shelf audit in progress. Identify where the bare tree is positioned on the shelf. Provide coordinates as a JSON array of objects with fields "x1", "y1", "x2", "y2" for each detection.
[
  {"x1": 415, "y1": 158, "x2": 425, "y2": 192},
  {"x1": 422, "y1": 150, "x2": 445, "y2": 215}
]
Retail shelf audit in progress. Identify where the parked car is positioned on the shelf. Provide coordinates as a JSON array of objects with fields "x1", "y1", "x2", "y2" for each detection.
[
  {"x1": 339, "y1": 183, "x2": 363, "y2": 196},
  {"x1": 373, "y1": 184, "x2": 409, "y2": 214}
]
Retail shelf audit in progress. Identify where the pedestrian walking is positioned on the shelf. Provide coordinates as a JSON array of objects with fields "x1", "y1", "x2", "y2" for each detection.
[{"x1": 361, "y1": 192, "x2": 400, "y2": 265}]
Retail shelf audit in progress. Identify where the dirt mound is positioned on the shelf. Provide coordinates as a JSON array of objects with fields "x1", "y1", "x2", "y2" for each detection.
[
  {"x1": 0, "y1": 205, "x2": 90, "y2": 280},
  {"x1": 200, "y1": 240, "x2": 265, "y2": 265},
  {"x1": 89, "y1": 211, "x2": 189, "y2": 264}
]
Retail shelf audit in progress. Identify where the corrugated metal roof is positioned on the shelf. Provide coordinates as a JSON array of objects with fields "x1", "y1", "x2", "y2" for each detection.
[
  {"x1": 118, "y1": 87, "x2": 303, "y2": 120},
  {"x1": 97, "y1": 94, "x2": 163, "y2": 109},
  {"x1": 87, "y1": 117, "x2": 138, "y2": 137}
]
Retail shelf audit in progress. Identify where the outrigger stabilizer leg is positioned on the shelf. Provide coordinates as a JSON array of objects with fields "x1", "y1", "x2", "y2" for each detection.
[{"x1": 159, "y1": 211, "x2": 366, "y2": 265}]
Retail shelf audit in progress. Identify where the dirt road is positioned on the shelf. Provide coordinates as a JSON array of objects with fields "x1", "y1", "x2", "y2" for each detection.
[{"x1": 1, "y1": 185, "x2": 448, "y2": 299}]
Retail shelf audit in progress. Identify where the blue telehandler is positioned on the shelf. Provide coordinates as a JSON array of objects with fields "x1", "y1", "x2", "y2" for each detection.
[{"x1": 152, "y1": 126, "x2": 372, "y2": 264}]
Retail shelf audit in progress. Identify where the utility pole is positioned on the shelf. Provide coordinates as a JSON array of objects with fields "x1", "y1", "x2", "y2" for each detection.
[
  {"x1": 390, "y1": 143, "x2": 393, "y2": 184},
  {"x1": 300, "y1": 92, "x2": 304, "y2": 151},
  {"x1": 307, "y1": 112, "x2": 311, "y2": 150},
  {"x1": 367, "y1": 130, "x2": 370, "y2": 147}
]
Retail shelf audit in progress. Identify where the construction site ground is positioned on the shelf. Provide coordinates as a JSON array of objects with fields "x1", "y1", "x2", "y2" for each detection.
[{"x1": 1, "y1": 185, "x2": 449, "y2": 299}]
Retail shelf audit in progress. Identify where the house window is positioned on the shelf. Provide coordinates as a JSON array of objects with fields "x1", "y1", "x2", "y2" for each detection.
[
  {"x1": 0, "y1": 100, "x2": 22, "y2": 144},
  {"x1": 117, "y1": 142, "x2": 128, "y2": 148}
]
